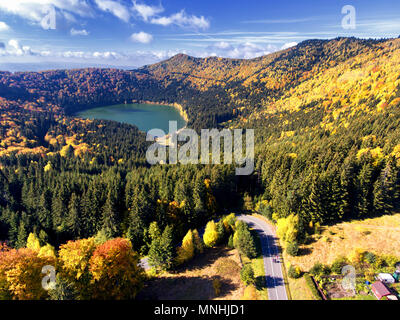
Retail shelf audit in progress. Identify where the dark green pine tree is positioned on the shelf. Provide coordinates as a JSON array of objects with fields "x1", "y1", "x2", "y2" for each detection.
[
  {"x1": 373, "y1": 159, "x2": 399, "y2": 215},
  {"x1": 235, "y1": 221, "x2": 257, "y2": 259},
  {"x1": 340, "y1": 159, "x2": 356, "y2": 219},
  {"x1": 7, "y1": 210, "x2": 19, "y2": 247},
  {"x1": 51, "y1": 184, "x2": 69, "y2": 232},
  {"x1": 174, "y1": 179, "x2": 195, "y2": 226},
  {"x1": 308, "y1": 175, "x2": 329, "y2": 223},
  {"x1": 66, "y1": 193, "x2": 81, "y2": 239},
  {"x1": 328, "y1": 172, "x2": 346, "y2": 222},
  {"x1": 37, "y1": 189, "x2": 52, "y2": 230},
  {"x1": 148, "y1": 225, "x2": 175, "y2": 271},
  {"x1": 127, "y1": 213, "x2": 146, "y2": 252},
  {"x1": 16, "y1": 219, "x2": 28, "y2": 249},
  {"x1": 80, "y1": 184, "x2": 101, "y2": 237},
  {"x1": 356, "y1": 162, "x2": 374, "y2": 219},
  {"x1": 193, "y1": 174, "x2": 207, "y2": 215},
  {"x1": 100, "y1": 191, "x2": 119, "y2": 240}
]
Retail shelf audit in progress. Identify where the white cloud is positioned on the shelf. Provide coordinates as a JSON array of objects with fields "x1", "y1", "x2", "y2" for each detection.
[
  {"x1": 133, "y1": 1, "x2": 164, "y2": 22},
  {"x1": 70, "y1": 28, "x2": 90, "y2": 36},
  {"x1": 204, "y1": 42, "x2": 276, "y2": 59},
  {"x1": 151, "y1": 10, "x2": 210, "y2": 30},
  {"x1": 0, "y1": 22, "x2": 10, "y2": 31},
  {"x1": 94, "y1": 0, "x2": 130, "y2": 22},
  {"x1": 6, "y1": 39, "x2": 34, "y2": 56},
  {"x1": 0, "y1": 39, "x2": 180, "y2": 68},
  {"x1": 130, "y1": 31, "x2": 153, "y2": 44},
  {"x1": 0, "y1": 0, "x2": 93, "y2": 24},
  {"x1": 281, "y1": 42, "x2": 298, "y2": 50}
]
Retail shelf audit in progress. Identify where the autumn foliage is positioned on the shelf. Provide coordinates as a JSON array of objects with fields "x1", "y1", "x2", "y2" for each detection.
[
  {"x1": 0, "y1": 245, "x2": 55, "y2": 300},
  {"x1": 89, "y1": 238, "x2": 144, "y2": 299},
  {"x1": 0, "y1": 237, "x2": 145, "y2": 300}
]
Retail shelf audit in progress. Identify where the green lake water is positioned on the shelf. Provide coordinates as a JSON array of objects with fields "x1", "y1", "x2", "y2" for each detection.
[{"x1": 76, "y1": 103, "x2": 187, "y2": 133}]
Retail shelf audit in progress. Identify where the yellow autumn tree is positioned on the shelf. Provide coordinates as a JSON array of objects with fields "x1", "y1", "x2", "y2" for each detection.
[
  {"x1": 58, "y1": 238, "x2": 97, "y2": 298},
  {"x1": 176, "y1": 230, "x2": 195, "y2": 265},
  {"x1": 2, "y1": 248, "x2": 55, "y2": 300},
  {"x1": 276, "y1": 214, "x2": 299, "y2": 244},
  {"x1": 43, "y1": 161, "x2": 52, "y2": 172},
  {"x1": 26, "y1": 233, "x2": 41, "y2": 251},
  {"x1": 38, "y1": 244, "x2": 56, "y2": 259},
  {"x1": 203, "y1": 220, "x2": 219, "y2": 248},
  {"x1": 192, "y1": 229, "x2": 204, "y2": 254}
]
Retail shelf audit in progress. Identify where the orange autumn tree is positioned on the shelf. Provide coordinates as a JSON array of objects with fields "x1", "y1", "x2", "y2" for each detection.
[
  {"x1": 0, "y1": 245, "x2": 55, "y2": 300},
  {"x1": 89, "y1": 238, "x2": 144, "y2": 300}
]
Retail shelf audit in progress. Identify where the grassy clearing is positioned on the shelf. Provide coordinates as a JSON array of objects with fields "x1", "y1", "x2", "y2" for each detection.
[
  {"x1": 251, "y1": 255, "x2": 269, "y2": 300},
  {"x1": 138, "y1": 246, "x2": 245, "y2": 300},
  {"x1": 286, "y1": 276, "x2": 316, "y2": 300},
  {"x1": 285, "y1": 213, "x2": 400, "y2": 271}
]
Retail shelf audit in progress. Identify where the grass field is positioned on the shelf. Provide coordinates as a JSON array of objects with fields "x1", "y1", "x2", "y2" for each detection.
[
  {"x1": 285, "y1": 213, "x2": 400, "y2": 271},
  {"x1": 286, "y1": 276, "x2": 316, "y2": 300},
  {"x1": 137, "y1": 246, "x2": 245, "y2": 300}
]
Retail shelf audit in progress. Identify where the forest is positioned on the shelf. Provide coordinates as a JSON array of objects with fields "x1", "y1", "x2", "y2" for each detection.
[{"x1": 0, "y1": 36, "x2": 400, "y2": 299}]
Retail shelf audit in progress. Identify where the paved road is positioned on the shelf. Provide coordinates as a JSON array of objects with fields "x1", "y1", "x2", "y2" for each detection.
[
  {"x1": 140, "y1": 214, "x2": 289, "y2": 300},
  {"x1": 238, "y1": 215, "x2": 289, "y2": 300}
]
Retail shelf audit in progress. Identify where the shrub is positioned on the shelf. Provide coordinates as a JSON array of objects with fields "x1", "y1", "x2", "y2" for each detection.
[
  {"x1": 286, "y1": 241, "x2": 299, "y2": 256},
  {"x1": 309, "y1": 262, "x2": 330, "y2": 276},
  {"x1": 255, "y1": 200, "x2": 273, "y2": 220},
  {"x1": 383, "y1": 255, "x2": 399, "y2": 268},
  {"x1": 240, "y1": 264, "x2": 255, "y2": 285},
  {"x1": 288, "y1": 265, "x2": 302, "y2": 279},
  {"x1": 227, "y1": 234, "x2": 234, "y2": 249},
  {"x1": 364, "y1": 252, "x2": 376, "y2": 265},
  {"x1": 331, "y1": 256, "x2": 349, "y2": 274},
  {"x1": 212, "y1": 278, "x2": 222, "y2": 297},
  {"x1": 241, "y1": 285, "x2": 260, "y2": 300},
  {"x1": 222, "y1": 214, "x2": 237, "y2": 233},
  {"x1": 364, "y1": 269, "x2": 375, "y2": 283},
  {"x1": 348, "y1": 248, "x2": 366, "y2": 265},
  {"x1": 216, "y1": 221, "x2": 226, "y2": 244},
  {"x1": 373, "y1": 256, "x2": 386, "y2": 270}
]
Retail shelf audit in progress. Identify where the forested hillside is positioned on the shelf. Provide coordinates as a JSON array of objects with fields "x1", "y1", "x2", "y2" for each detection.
[{"x1": 0, "y1": 36, "x2": 400, "y2": 256}]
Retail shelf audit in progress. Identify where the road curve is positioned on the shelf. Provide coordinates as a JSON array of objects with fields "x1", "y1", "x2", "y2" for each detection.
[{"x1": 238, "y1": 215, "x2": 289, "y2": 300}]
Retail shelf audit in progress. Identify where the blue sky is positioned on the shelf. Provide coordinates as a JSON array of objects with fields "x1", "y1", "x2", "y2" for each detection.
[{"x1": 0, "y1": 0, "x2": 399, "y2": 69}]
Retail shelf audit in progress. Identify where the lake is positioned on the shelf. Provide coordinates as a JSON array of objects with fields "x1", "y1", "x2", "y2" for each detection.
[{"x1": 76, "y1": 103, "x2": 187, "y2": 134}]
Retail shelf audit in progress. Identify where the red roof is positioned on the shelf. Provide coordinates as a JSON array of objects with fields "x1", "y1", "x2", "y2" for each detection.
[{"x1": 371, "y1": 281, "x2": 391, "y2": 300}]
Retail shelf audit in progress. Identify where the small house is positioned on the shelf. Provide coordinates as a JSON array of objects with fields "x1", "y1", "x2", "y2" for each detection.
[
  {"x1": 371, "y1": 281, "x2": 398, "y2": 300},
  {"x1": 377, "y1": 273, "x2": 395, "y2": 284}
]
